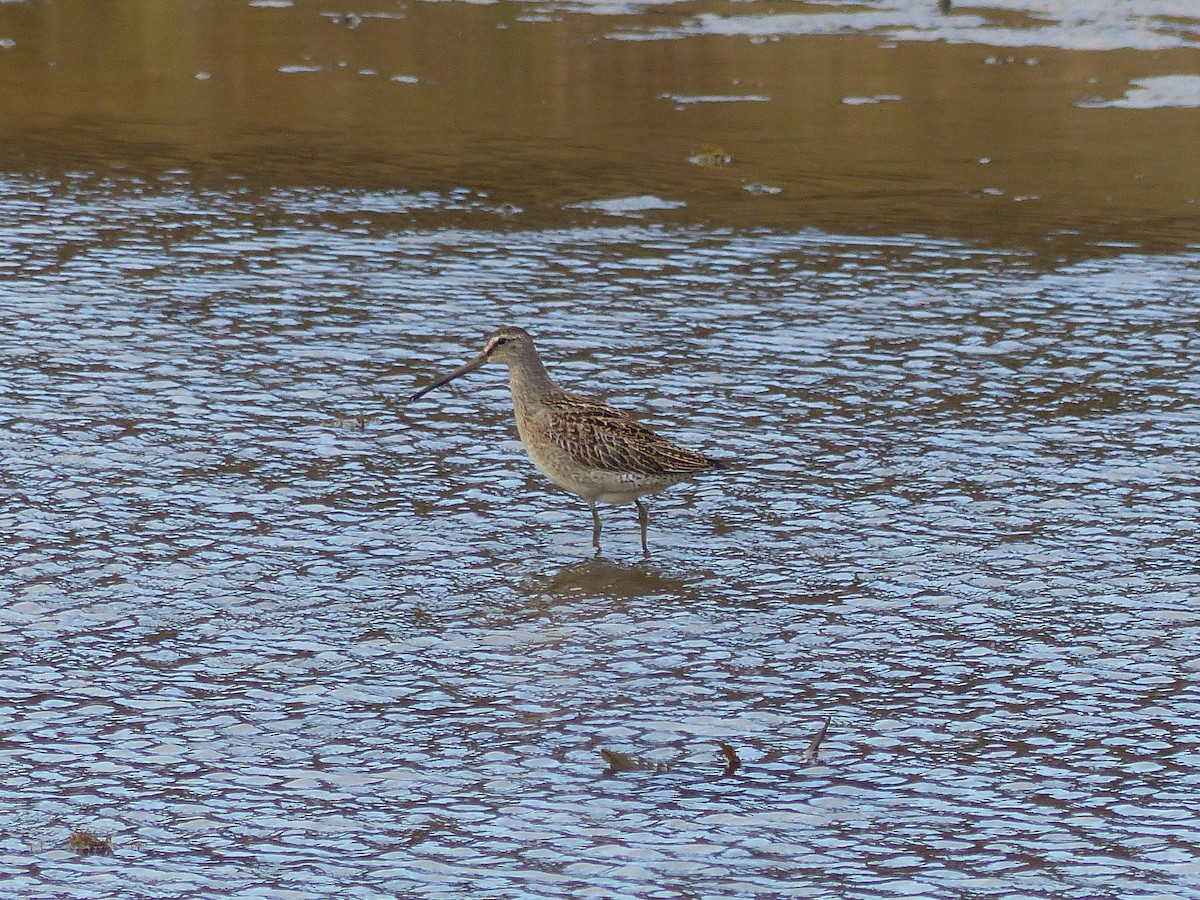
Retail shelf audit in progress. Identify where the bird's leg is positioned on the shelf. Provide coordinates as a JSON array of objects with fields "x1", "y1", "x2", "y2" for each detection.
[
  {"x1": 635, "y1": 499, "x2": 650, "y2": 556},
  {"x1": 589, "y1": 501, "x2": 602, "y2": 555}
]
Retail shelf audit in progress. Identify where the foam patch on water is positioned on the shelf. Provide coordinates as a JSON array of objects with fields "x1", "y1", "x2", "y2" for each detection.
[
  {"x1": 1076, "y1": 74, "x2": 1200, "y2": 108},
  {"x1": 842, "y1": 94, "x2": 903, "y2": 105},
  {"x1": 660, "y1": 92, "x2": 772, "y2": 104},
  {"x1": 566, "y1": 195, "x2": 688, "y2": 215},
  {"x1": 607, "y1": 0, "x2": 1200, "y2": 51}
]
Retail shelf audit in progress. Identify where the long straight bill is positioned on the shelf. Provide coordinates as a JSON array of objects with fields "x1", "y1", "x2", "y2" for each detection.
[{"x1": 409, "y1": 353, "x2": 488, "y2": 401}]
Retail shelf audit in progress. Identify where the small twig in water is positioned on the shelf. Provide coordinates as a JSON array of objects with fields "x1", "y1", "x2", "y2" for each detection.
[
  {"x1": 718, "y1": 742, "x2": 741, "y2": 776},
  {"x1": 803, "y1": 716, "x2": 832, "y2": 763}
]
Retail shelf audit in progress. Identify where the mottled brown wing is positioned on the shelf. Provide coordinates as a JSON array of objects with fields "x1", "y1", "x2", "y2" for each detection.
[{"x1": 542, "y1": 394, "x2": 713, "y2": 475}]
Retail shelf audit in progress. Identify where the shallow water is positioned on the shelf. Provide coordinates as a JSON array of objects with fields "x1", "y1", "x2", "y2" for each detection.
[
  {"x1": 2, "y1": 172, "x2": 1199, "y2": 898},
  {"x1": 2, "y1": 0, "x2": 1200, "y2": 896}
]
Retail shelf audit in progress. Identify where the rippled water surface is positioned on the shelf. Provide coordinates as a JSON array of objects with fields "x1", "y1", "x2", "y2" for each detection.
[{"x1": 2, "y1": 173, "x2": 1199, "y2": 898}]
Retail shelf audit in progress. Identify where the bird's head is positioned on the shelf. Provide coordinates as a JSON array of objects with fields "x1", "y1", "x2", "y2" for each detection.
[{"x1": 409, "y1": 325, "x2": 537, "y2": 401}]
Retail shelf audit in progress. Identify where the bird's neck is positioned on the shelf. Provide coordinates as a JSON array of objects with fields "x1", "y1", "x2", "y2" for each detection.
[{"x1": 506, "y1": 354, "x2": 556, "y2": 407}]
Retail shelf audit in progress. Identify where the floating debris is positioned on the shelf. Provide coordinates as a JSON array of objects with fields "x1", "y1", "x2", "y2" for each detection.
[
  {"x1": 602, "y1": 726, "x2": 828, "y2": 776},
  {"x1": 687, "y1": 144, "x2": 732, "y2": 167},
  {"x1": 718, "y1": 742, "x2": 741, "y2": 776},
  {"x1": 600, "y1": 748, "x2": 670, "y2": 774},
  {"x1": 600, "y1": 748, "x2": 638, "y2": 772},
  {"x1": 66, "y1": 831, "x2": 113, "y2": 856},
  {"x1": 743, "y1": 182, "x2": 782, "y2": 195},
  {"x1": 332, "y1": 412, "x2": 372, "y2": 430},
  {"x1": 330, "y1": 12, "x2": 363, "y2": 28},
  {"x1": 803, "y1": 716, "x2": 832, "y2": 763}
]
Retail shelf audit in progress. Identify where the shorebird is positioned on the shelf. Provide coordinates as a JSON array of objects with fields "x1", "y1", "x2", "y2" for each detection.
[{"x1": 409, "y1": 326, "x2": 722, "y2": 554}]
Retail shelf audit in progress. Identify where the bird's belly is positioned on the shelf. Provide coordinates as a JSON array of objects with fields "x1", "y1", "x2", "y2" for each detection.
[{"x1": 520, "y1": 439, "x2": 676, "y2": 504}]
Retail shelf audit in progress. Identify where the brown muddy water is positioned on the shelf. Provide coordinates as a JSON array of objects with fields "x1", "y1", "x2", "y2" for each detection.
[{"x1": 2, "y1": 1, "x2": 1200, "y2": 898}]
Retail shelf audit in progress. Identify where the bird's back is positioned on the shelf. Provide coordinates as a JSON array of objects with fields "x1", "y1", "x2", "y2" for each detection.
[{"x1": 537, "y1": 390, "x2": 716, "y2": 477}]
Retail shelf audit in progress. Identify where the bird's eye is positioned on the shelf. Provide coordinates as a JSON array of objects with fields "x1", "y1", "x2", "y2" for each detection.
[{"x1": 495, "y1": 338, "x2": 509, "y2": 346}]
